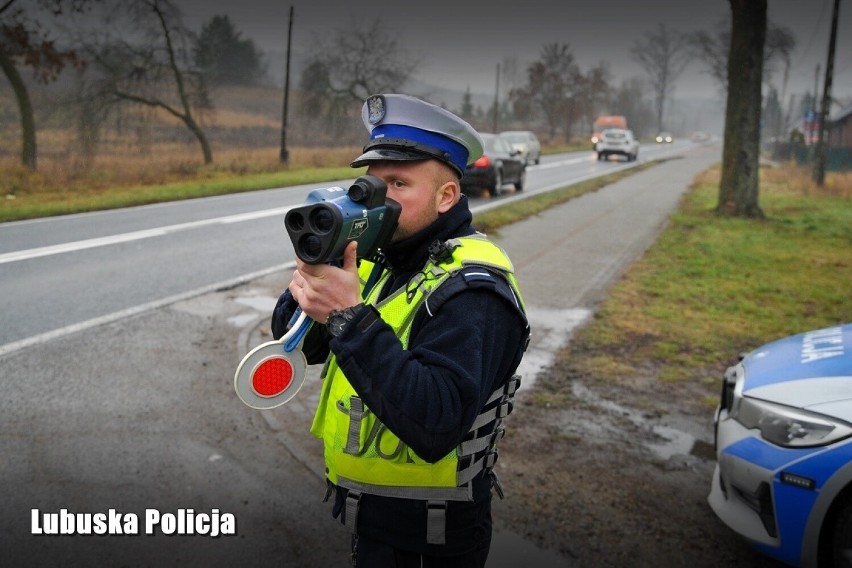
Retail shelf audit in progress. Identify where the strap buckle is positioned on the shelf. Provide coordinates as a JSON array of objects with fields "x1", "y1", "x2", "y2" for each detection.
[
  {"x1": 426, "y1": 500, "x2": 447, "y2": 544},
  {"x1": 344, "y1": 490, "x2": 361, "y2": 532}
]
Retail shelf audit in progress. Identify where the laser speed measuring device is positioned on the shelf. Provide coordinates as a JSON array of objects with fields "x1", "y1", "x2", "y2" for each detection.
[
  {"x1": 284, "y1": 175, "x2": 401, "y2": 265},
  {"x1": 235, "y1": 175, "x2": 400, "y2": 410}
]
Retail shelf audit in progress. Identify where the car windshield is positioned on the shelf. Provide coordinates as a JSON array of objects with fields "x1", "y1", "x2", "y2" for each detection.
[
  {"x1": 501, "y1": 133, "x2": 526, "y2": 143},
  {"x1": 485, "y1": 136, "x2": 510, "y2": 153},
  {"x1": 605, "y1": 131, "x2": 626, "y2": 139}
]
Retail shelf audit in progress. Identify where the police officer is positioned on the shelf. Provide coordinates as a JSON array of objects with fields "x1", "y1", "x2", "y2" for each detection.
[{"x1": 271, "y1": 94, "x2": 529, "y2": 567}]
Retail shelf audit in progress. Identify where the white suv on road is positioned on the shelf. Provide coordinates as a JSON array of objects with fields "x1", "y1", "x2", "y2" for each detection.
[{"x1": 596, "y1": 129, "x2": 639, "y2": 162}]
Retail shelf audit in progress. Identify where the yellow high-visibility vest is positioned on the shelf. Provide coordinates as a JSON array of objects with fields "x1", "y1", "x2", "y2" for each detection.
[{"x1": 310, "y1": 235, "x2": 526, "y2": 501}]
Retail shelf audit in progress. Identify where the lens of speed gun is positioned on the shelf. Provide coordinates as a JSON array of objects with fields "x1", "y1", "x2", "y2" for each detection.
[{"x1": 284, "y1": 175, "x2": 401, "y2": 264}]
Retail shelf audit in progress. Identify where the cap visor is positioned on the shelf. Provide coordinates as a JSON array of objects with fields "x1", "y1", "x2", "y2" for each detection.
[{"x1": 350, "y1": 147, "x2": 431, "y2": 168}]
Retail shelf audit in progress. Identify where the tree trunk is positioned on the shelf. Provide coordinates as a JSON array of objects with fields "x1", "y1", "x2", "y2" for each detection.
[
  {"x1": 717, "y1": 0, "x2": 766, "y2": 218},
  {"x1": 564, "y1": 106, "x2": 574, "y2": 144},
  {"x1": 0, "y1": 48, "x2": 37, "y2": 172},
  {"x1": 183, "y1": 114, "x2": 213, "y2": 165},
  {"x1": 153, "y1": 0, "x2": 213, "y2": 165}
]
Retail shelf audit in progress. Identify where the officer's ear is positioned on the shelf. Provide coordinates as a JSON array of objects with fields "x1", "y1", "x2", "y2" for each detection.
[{"x1": 436, "y1": 179, "x2": 459, "y2": 213}]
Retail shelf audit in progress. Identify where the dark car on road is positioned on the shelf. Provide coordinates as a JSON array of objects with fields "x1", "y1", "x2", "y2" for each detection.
[{"x1": 461, "y1": 133, "x2": 526, "y2": 197}]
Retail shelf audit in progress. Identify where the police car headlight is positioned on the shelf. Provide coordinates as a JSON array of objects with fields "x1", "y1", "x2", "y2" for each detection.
[{"x1": 736, "y1": 397, "x2": 852, "y2": 447}]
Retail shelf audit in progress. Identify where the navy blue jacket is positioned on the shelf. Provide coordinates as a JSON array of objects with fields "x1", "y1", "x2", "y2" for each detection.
[{"x1": 271, "y1": 195, "x2": 528, "y2": 555}]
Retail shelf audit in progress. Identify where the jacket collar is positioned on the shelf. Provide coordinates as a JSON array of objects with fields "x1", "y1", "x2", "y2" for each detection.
[{"x1": 383, "y1": 195, "x2": 476, "y2": 275}]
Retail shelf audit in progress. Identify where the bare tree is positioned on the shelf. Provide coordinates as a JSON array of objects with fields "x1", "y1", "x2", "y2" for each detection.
[
  {"x1": 611, "y1": 77, "x2": 655, "y2": 139},
  {"x1": 687, "y1": 15, "x2": 796, "y2": 97},
  {"x1": 718, "y1": 0, "x2": 766, "y2": 218},
  {"x1": 499, "y1": 56, "x2": 522, "y2": 95},
  {"x1": 510, "y1": 43, "x2": 583, "y2": 141},
  {"x1": 763, "y1": 24, "x2": 796, "y2": 87},
  {"x1": 631, "y1": 23, "x2": 690, "y2": 133},
  {"x1": 576, "y1": 62, "x2": 611, "y2": 138},
  {"x1": 685, "y1": 18, "x2": 729, "y2": 98},
  {"x1": 298, "y1": 17, "x2": 418, "y2": 128},
  {"x1": 83, "y1": 0, "x2": 213, "y2": 164},
  {"x1": 0, "y1": 0, "x2": 91, "y2": 171}
]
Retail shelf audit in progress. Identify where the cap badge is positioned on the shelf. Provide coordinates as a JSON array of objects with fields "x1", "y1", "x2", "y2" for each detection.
[{"x1": 366, "y1": 95, "x2": 386, "y2": 125}]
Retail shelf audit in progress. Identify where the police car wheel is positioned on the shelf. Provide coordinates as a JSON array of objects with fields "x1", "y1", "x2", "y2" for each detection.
[{"x1": 831, "y1": 496, "x2": 852, "y2": 568}]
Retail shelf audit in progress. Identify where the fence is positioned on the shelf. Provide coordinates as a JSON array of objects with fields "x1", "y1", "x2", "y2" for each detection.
[{"x1": 770, "y1": 142, "x2": 852, "y2": 171}]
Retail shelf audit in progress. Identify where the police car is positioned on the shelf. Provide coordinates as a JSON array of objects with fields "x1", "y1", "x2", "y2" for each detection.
[{"x1": 708, "y1": 323, "x2": 852, "y2": 567}]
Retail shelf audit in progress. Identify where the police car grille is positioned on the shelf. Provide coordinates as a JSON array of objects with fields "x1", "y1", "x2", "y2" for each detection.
[{"x1": 733, "y1": 481, "x2": 777, "y2": 538}]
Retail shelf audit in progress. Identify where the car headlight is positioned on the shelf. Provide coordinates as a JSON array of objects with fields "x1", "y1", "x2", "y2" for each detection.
[{"x1": 734, "y1": 396, "x2": 852, "y2": 447}]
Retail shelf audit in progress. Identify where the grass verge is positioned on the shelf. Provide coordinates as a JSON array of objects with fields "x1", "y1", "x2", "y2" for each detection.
[
  {"x1": 0, "y1": 141, "x2": 586, "y2": 224},
  {"x1": 472, "y1": 161, "x2": 660, "y2": 235},
  {"x1": 0, "y1": 165, "x2": 365, "y2": 223},
  {"x1": 558, "y1": 163, "x2": 852, "y2": 410}
]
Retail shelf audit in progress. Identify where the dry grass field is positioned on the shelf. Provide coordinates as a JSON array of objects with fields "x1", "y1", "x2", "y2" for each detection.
[
  {"x1": 0, "y1": 85, "x2": 378, "y2": 219},
  {"x1": 0, "y1": 82, "x2": 588, "y2": 221},
  {"x1": 1, "y1": 86, "x2": 361, "y2": 186}
]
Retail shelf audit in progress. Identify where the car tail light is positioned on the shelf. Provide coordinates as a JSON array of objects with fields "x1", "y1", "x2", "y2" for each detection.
[{"x1": 473, "y1": 155, "x2": 491, "y2": 168}]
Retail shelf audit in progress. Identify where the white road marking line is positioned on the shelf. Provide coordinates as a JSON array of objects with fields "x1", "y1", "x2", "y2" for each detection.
[
  {"x1": 0, "y1": 206, "x2": 294, "y2": 265},
  {"x1": 0, "y1": 262, "x2": 296, "y2": 358}
]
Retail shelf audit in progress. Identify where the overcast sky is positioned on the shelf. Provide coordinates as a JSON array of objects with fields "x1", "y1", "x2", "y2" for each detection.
[{"x1": 176, "y1": 0, "x2": 851, "y2": 111}]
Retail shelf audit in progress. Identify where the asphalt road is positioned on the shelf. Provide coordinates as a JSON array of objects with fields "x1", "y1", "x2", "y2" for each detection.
[
  {"x1": 0, "y1": 142, "x2": 720, "y2": 566},
  {"x1": 0, "y1": 142, "x2": 688, "y2": 353}
]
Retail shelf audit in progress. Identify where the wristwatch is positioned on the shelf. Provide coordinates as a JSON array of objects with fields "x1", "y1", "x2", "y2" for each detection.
[{"x1": 326, "y1": 303, "x2": 364, "y2": 337}]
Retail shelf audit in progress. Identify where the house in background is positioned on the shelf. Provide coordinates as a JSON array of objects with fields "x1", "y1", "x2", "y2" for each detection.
[
  {"x1": 772, "y1": 102, "x2": 852, "y2": 170},
  {"x1": 828, "y1": 104, "x2": 852, "y2": 148},
  {"x1": 826, "y1": 104, "x2": 852, "y2": 170}
]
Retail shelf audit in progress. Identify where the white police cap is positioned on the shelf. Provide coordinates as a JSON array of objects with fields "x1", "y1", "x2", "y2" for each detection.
[{"x1": 350, "y1": 94, "x2": 484, "y2": 178}]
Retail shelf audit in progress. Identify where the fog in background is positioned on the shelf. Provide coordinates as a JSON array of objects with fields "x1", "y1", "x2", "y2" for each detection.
[{"x1": 175, "y1": 0, "x2": 851, "y2": 126}]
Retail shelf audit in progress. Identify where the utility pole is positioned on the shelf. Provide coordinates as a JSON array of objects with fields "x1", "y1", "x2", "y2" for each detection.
[
  {"x1": 813, "y1": 0, "x2": 841, "y2": 185},
  {"x1": 492, "y1": 63, "x2": 500, "y2": 133},
  {"x1": 279, "y1": 6, "x2": 294, "y2": 164},
  {"x1": 812, "y1": 64, "x2": 820, "y2": 115},
  {"x1": 805, "y1": 64, "x2": 820, "y2": 149}
]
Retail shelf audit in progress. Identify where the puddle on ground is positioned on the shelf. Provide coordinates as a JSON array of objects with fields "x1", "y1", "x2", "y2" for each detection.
[
  {"x1": 227, "y1": 313, "x2": 261, "y2": 327},
  {"x1": 234, "y1": 295, "x2": 277, "y2": 312},
  {"x1": 571, "y1": 381, "x2": 698, "y2": 461},
  {"x1": 647, "y1": 424, "x2": 696, "y2": 460},
  {"x1": 227, "y1": 294, "x2": 278, "y2": 327},
  {"x1": 516, "y1": 307, "x2": 591, "y2": 389}
]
